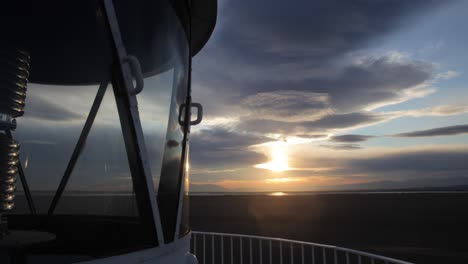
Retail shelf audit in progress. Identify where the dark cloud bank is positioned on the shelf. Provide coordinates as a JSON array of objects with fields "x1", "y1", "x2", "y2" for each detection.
[
  {"x1": 347, "y1": 149, "x2": 468, "y2": 175},
  {"x1": 193, "y1": 0, "x2": 447, "y2": 138},
  {"x1": 195, "y1": 0, "x2": 442, "y2": 106},
  {"x1": 339, "y1": 149, "x2": 468, "y2": 189},
  {"x1": 190, "y1": 128, "x2": 268, "y2": 169}
]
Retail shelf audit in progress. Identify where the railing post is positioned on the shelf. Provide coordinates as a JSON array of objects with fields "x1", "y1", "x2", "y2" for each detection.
[
  {"x1": 301, "y1": 244, "x2": 304, "y2": 264},
  {"x1": 203, "y1": 234, "x2": 206, "y2": 264},
  {"x1": 290, "y1": 242, "x2": 294, "y2": 264},
  {"x1": 250, "y1": 237, "x2": 253, "y2": 264},
  {"x1": 240, "y1": 237, "x2": 243, "y2": 264},
  {"x1": 322, "y1": 247, "x2": 326, "y2": 264},
  {"x1": 269, "y1": 240, "x2": 272, "y2": 264},
  {"x1": 231, "y1": 237, "x2": 233, "y2": 264},
  {"x1": 311, "y1": 246, "x2": 315, "y2": 264},
  {"x1": 260, "y1": 239, "x2": 263, "y2": 264},
  {"x1": 212, "y1": 235, "x2": 215, "y2": 264},
  {"x1": 221, "y1": 235, "x2": 224, "y2": 264},
  {"x1": 280, "y1": 241, "x2": 283, "y2": 264},
  {"x1": 345, "y1": 252, "x2": 350, "y2": 264},
  {"x1": 334, "y1": 249, "x2": 337, "y2": 264}
]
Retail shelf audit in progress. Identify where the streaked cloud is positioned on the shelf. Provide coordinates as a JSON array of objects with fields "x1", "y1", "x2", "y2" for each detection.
[
  {"x1": 394, "y1": 124, "x2": 468, "y2": 138},
  {"x1": 238, "y1": 112, "x2": 386, "y2": 135},
  {"x1": 436, "y1": 70, "x2": 459, "y2": 80},
  {"x1": 319, "y1": 144, "x2": 363, "y2": 150},
  {"x1": 25, "y1": 94, "x2": 83, "y2": 122},
  {"x1": 241, "y1": 91, "x2": 333, "y2": 122},
  {"x1": 393, "y1": 105, "x2": 468, "y2": 117},
  {"x1": 330, "y1": 134, "x2": 374, "y2": 143}
]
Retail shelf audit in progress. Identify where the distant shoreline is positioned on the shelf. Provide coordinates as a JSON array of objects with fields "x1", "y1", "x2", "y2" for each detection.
[{"x1": 189, "y1": 190, "x2": 468, "y2": 196}]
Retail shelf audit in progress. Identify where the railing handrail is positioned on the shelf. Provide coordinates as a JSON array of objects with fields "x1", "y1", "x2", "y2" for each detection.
[{"x1": 192, "y1": 231, "x2": 413, "y2": 264}]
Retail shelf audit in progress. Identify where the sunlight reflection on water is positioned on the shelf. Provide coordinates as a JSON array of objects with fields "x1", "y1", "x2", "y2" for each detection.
[{"x1": 269, "y1": 191, "x2": 288, "y2": 196}]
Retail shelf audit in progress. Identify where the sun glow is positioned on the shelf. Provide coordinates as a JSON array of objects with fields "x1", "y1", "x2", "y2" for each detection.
[
  {"x1": 270, "y1": 192, "x2": 287, "y2": 196},
  {"x1": 254, "y1": 141, "x2": 290, "y2": 172}
]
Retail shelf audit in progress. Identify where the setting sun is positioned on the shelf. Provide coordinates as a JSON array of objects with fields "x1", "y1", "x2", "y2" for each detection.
[{"x1": 254, "y1": 141, "x2": 290, "y2": 172}]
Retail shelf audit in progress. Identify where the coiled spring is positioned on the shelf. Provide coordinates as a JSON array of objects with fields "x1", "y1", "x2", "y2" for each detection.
[
  {"x1": 0, "y1": 48, "x2": 30, "y2": 212},
  {"x1": 0, "y1": 134, "x2": 18, "y2": 211},
  {"x1": 0, "y1": 49, "x2": 30, "y2": 119}
]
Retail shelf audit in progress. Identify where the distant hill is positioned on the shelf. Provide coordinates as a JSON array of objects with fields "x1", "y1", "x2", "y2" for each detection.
[
  {"x1": 324, "y1": 177, "x2": 468, "y2": 192},
  {"x1": 349, "y1": 185, "x2": 468, "y2": 193},
  {"x1": 190, "y1": 183, "x2": 230, "y2": 193}
]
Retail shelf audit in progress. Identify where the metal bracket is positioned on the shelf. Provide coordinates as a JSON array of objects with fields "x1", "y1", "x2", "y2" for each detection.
[
  {"x1": 123, "y1": 55, "x2": 144, "y2": 95},
  {"x1": 0, "y1": 114, "x2": 16, "y2": 131},
  {"x1": 178, "y1": 102, "x2": 203, "y2": 126}
]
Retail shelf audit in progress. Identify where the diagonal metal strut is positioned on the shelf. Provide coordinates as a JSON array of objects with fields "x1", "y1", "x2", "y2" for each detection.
[
  {"x1": 48, "y1": 80, "x2": 109, "y2": 215},
  {"x1": 103, "y1": 0, "x2": 165, "y2": 245}
]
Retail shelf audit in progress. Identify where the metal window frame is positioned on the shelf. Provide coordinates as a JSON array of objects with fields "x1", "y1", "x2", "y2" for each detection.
[
  {"x1": 174, "y1": 0, "x2": 195, "y2": 240},
  {"x1": 102, "y1": 0, "x2": 164, "y2": 245},
  {"x1": 173, "y1": 45, "x2": 193, "y2": 241}
]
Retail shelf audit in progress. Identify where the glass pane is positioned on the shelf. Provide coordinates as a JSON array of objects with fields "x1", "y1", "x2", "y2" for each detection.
[
  {"x1": 12, "y1": 83, "x2": 98, "y2": 214},
  {"x1": 158, "y1": 65, "x2": 189, "y2": 241},
  {"x1": 53, "y1": 87, "x2": 138, "y2": 216},
  {"x1": 139, "y1": 69, "x2": 174, "y2": 186}
]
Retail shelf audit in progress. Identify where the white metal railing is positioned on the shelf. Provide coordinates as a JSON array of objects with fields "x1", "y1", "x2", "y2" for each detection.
[{"x1": 190, "y1": 231, "x2": 413, "y2": 264}]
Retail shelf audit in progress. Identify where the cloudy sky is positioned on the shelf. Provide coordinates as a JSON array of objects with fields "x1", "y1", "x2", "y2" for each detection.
[{"x1": 188, "y1": 0, "x2": 468, "y2": 192}]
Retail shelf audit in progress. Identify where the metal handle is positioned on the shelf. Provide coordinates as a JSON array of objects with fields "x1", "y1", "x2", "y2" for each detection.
[
  {"x1": 190, "y1": 103, "x2": 203, "y2": 125},
  {"x1": 123, "y1": 55, "x2": 144, "y2": 95},
  {"x1": 179, "y1": 102, "x2": 203, "y2": 126}
]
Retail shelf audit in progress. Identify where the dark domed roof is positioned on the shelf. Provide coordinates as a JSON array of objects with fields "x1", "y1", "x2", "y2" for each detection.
[{"x1": 0, "y1": 0, "x2": 217, "y2": 85}]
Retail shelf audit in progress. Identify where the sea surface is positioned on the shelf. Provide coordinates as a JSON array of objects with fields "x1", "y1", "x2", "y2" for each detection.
[{"x1": 191, "y1": 193, "x2": 468, "y2": 264}]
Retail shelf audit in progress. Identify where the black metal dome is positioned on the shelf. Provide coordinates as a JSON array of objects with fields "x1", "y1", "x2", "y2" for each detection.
[{"x1": 0, "y1": 0, "x2": 217, "y2": 85}]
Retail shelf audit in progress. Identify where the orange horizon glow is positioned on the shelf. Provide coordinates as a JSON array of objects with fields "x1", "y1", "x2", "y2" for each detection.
[
  {"x1": 193, "y1": 175, "x2": 374, "y2": 191},
  {"x1": 265, "y1": 177, "x2": 301, "y2": 183}
]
